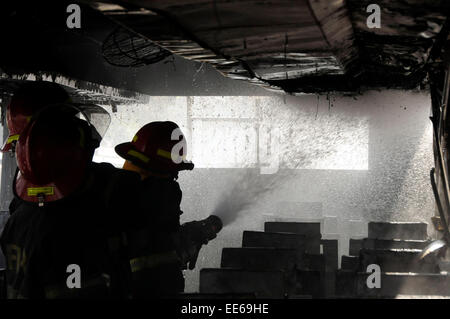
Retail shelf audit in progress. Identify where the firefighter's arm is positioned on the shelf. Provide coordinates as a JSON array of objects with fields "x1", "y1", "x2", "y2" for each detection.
[{"x1": 173, "y1": 222, "x2": 204, "y2": 270}]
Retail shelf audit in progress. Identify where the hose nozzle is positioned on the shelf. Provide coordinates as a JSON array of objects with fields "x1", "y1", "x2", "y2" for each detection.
[{"x1": 205, "y1": 215, "x2": 223, "y2": 236}]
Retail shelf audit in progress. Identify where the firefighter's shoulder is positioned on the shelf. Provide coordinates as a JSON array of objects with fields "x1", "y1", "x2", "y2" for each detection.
[
  {"x1": 90, "y1": 161, "x2": 140, "y2": 181},
  {"x1": 89, "y1": 161, "x2": 143, "y2": 226},
  {"x1": 4, "y1": 198, "x2": 36, "y2": 231},
  {"x1": 88, "y1": 161, "x2": 141, "y2": 195}
]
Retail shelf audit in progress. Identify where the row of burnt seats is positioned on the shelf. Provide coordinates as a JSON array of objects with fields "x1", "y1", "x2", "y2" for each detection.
[
  {"x1": 196, "y1": 221, "x2": 338, "y2": 299},
  {"x1": 338, "y1": 222, "x2": 450, "y2": 298},
  {"x1": 3, "y1": 220, "x2": 444, "y2": 298}
]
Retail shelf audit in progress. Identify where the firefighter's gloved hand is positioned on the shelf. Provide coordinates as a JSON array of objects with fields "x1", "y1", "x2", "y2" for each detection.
[
  {"x1": 185, "y1": 243, "x2": 203, "y2": 270},
  {"x1": 175, "y1": 222, "x2": 207, "y2": 270},
  {"x1": 176, "y1": 239, "x2": 204, "y2": 270}
]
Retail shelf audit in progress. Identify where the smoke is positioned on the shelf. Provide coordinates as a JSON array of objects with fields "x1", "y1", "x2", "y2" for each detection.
[{"x1": 213, "y1": 169, "x2": 291, "y2": 226}]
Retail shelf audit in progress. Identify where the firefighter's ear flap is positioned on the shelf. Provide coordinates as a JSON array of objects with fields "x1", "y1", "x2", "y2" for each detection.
[
  {"x1": 89, "y1": 126, "x2": 103, "y2": 150},
  {"x1": 76, "y1": 119, "x2": 99, "y2": 152}
]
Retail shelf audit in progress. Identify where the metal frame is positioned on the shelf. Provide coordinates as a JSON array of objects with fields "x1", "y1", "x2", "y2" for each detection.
[{"x1": 432, "y1": 63, "x2": 450, "y2": 238}]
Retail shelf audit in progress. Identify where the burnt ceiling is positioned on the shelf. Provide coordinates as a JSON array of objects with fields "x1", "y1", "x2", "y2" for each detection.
[
  {"x1": 94, "y1": 0, "x2": 450, "y2": 94},
  {"x1": 0, "y1": 1, "x2": 449, "y2": 95}
]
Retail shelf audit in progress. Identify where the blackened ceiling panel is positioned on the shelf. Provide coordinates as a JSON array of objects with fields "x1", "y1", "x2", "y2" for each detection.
[
  {"x1": 347, "y1": 0, "x2": 449, "y2": 79},
  {"x1": 97, "y1": 0, "x2": 358, "y2": 92}
]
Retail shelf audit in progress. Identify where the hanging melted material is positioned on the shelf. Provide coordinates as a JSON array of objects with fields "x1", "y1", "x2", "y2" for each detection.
[
  {"x1": 94, "y1": 0, "x2": 450, "y2": 93},
  {"x1": 102, "y1": 27, "x2": 172, "y2": 67}
]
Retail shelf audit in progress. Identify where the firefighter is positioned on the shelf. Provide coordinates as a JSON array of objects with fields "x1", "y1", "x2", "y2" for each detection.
[
  {"x1": 0, "y1": 81, "x2": 71, "y2": 298},
  {"x1": 1, "y1": 81, "x2": 71, "y2": 153},
  {"x1": 0, "y1": 104, "x2": 141, "y2": 298},
  {"x1": 115, "y1": 121, "x2": 213, "y2": 298}
]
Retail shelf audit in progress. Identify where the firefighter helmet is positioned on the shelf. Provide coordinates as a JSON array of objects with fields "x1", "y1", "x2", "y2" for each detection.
[
  {"x1": 1, "y1": 81, "x2": 71, "y2": 152},
  {"x1": 13, "y1": 105, "x2": 96, "y2": 205},
  {"x1": 115, "y1": 121, "x2": 194, "y2": 173}
]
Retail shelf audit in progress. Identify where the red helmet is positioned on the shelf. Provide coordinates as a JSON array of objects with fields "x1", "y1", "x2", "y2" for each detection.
[
  {"x1": 2, "y1": 81, "x2": 71, "y2": 152},
  {"x1": 14, "y1": 105, "x2": 94, "y2": 205},
  {"x1": 115, "y1": 121, "x2": 194, "y2": 173}
]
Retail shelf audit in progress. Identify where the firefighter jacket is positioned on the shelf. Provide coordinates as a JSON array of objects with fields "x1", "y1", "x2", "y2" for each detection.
[
  {"x1": 126, "y1": 175, "x2": 185, "y2": 298},
  {"x1": 0, "y1": 162, "x2": 142, "y2": 299}
]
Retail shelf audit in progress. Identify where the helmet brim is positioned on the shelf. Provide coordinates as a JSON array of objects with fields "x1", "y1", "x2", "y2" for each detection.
[
  {"x1": 13, "y1": 167, "x2": 87, "y2": 204},
  {"x1": 115, "y1": 142, "x2": 194, "y2": 172},
  {"x1": 1, "y1": 139, "x2": 12, "y2": 152},
  {"x1": 72, "y1": 103, "x2": 111, "y2": 141},
  {"x1": 1, "y1": 133, "x2": 19, "y2": 153}
]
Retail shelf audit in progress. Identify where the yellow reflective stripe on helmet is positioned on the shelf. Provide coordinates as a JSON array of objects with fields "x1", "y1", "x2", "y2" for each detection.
[
  {"x1": 157, "y1": 148, "x2": 187, "y2": 162},
  {"x1": 156, "y1": 148, "x2": 172, "y2": 160},
  {"x1": 129, "y1": 251, "x2": 179, "y2": 273},
  {"x1": 127, "y1": 149, "x2": 149, "y2": 163},
  {"x1": 6, "y1": 134, "x2": 19, "y2": 144},
  {"x1": 27, "y1": 187, "x2": 54, "y2": 196},
  {"x1": 128, "y1": 148, "x2": 187, "y2": 163}
]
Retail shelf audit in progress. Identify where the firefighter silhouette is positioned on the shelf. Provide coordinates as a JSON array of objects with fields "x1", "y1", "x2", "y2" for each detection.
[
  {"x1": 115, "y1": 121, "x2": 222, "y2": 298},
  {"x1": 0, "y1": 83, "x2": 142, "y2": 298}
]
